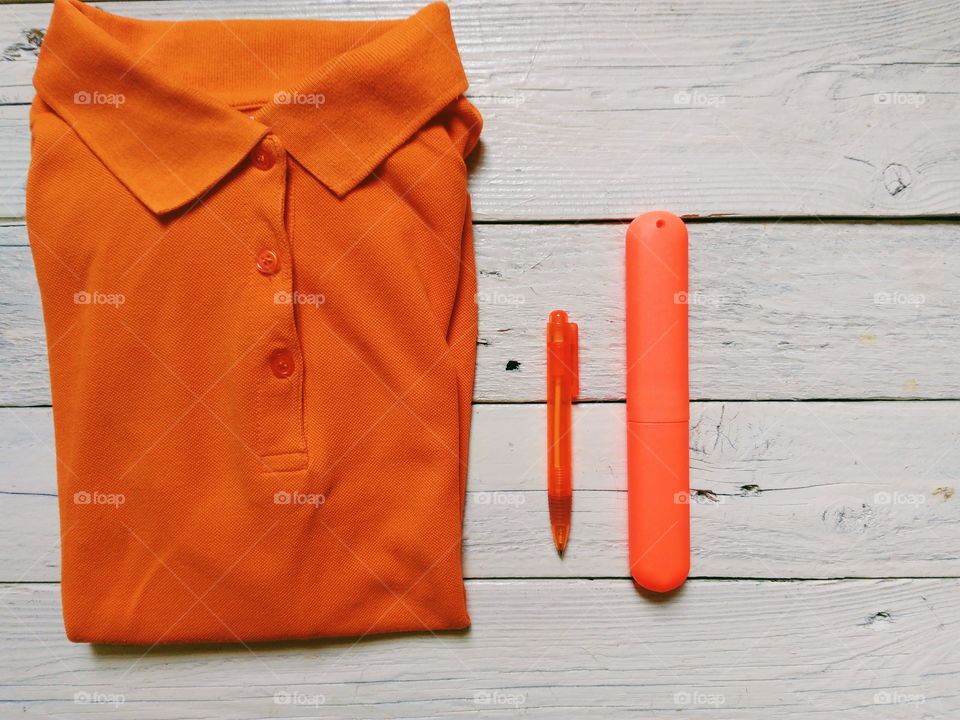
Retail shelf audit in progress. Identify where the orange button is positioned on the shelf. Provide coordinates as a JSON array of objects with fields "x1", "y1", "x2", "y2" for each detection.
[
  {"x1": 270, "y1": 349, "x2": 295, "y2": 378},
  {"x1": 256, "y1": 249, "x2": 280, "y2": 275},
  {"x1": 251, "y1": 140, "x2": 276, "y2": 171}
]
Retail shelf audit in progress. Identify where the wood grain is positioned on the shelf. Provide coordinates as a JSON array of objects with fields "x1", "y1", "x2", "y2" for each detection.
[
  {"x1": 3, "y1": 402, "x2": 958, "y2": 582},
  {"x1": 0, "y1": 579, "x2": 957, "y2": 718},
  {"x1": 0, "y1": 0, "x2": 959, "y2": 219},
  {"x1": 3, "y1": 221, "x2": 958, "y2": 405}
]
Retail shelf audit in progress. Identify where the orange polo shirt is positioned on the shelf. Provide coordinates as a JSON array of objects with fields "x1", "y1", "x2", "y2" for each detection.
[{"x1": 28, "y1": 0, "x2": 481, "y2": 644}]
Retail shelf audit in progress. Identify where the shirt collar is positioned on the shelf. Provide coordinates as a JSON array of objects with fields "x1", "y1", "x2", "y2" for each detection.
[{"x1": 33, "y1": 0, "x2": 469, "y2": 215}]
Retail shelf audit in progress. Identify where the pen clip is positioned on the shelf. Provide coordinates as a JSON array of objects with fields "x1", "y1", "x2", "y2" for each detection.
[{"x1": 568, "y1": 321, "x2": 579, "y2": 399}]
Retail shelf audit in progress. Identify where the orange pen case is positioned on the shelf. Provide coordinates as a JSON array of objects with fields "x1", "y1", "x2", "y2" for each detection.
[{"x1": 625, "y1": 212, "x2": 690, "y2": 592}]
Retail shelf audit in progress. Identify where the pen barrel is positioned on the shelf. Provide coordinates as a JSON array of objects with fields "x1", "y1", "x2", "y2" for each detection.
[
  {"x1": 546, "y1": 378, "x2": 573, "y2": 496},
  {"x1": 547, "y1": 309, "x2": 576, "y2": 499},
  {"x1": 625, "y1": 211, "x2": 689, "y2": 592},
  {"x1": 627, "y1": 420, "x2": 690, "y2": 591}
]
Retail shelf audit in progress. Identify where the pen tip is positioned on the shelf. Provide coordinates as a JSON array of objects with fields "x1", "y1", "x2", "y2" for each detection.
[{"x1": 552, "y1": 526, "x2": 569, "y2": 557}]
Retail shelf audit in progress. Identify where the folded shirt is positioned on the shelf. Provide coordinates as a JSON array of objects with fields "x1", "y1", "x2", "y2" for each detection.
[{"x1": 28, "y1": 0, "x2": 481, "y2": 644}]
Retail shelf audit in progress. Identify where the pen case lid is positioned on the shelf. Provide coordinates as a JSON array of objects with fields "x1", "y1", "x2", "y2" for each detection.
[{"x1": 625, "y1": 212, "x2": 689, "y2": 423}]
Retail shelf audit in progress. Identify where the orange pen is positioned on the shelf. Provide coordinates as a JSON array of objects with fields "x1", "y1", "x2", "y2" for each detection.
[
  {"x1": 626, "y1": 212, "x2": 689, "y2": 592},
  {"x1": 546, "y1": 310, "x2": 579, "y2": 556}
]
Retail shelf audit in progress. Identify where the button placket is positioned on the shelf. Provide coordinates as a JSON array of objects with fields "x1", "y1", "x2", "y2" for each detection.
[{"x1": 247, "y1": 135, "x2": 307, "y2": 469}]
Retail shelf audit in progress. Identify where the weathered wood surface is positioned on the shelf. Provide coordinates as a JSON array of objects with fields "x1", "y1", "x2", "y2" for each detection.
[
  {"x1": 3, "y1": 402, "x2": 958, "y2": 582},
  {"x1": 0, "y1": 579, "x2": 956, "y2": 718},
  {"x1": 2, "y1": 221, "x2": 958, "y2": 405},
  {"x1": 1, "y1": 0, "x2": 959, "y2": 219}
]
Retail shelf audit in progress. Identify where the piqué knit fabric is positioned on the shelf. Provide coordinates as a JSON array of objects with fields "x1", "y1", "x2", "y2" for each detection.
[{"x1": 27, "y1": 0, "x2": 482, "y2": 644}]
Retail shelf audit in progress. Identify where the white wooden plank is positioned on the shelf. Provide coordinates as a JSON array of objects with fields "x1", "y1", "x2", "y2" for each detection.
[
  {"x1": 0, "y1": 222, "x2": 25, "y2": 245},
  {"x1": 0, "y1": 579, "x2": 957, "y2": 718},
  {"x1": 476, "y1": 221, "x2": 960, "y2": 401},
  {"x1": 1, "y1": 0, "x2": 960, "y2": 219},
  {"x1": 3, "y1": 401, "x2": 959, "y2": 581},
  {"x1": 3, "y1": 221, "x2": 959, "y2": 405}
]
